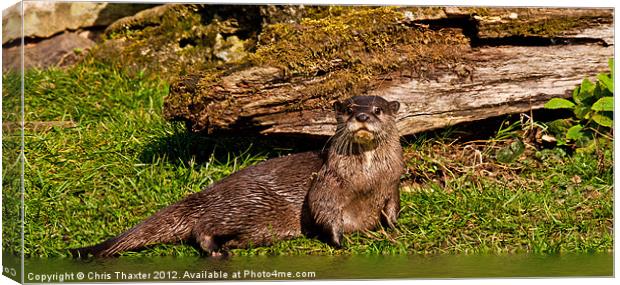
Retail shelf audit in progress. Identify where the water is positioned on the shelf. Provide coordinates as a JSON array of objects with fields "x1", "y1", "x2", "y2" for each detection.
[{"x1": 3, "y1": 253, "x2": 613, "y2": 283}]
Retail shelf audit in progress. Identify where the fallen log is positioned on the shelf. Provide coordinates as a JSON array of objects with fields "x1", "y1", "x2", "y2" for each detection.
[{"x1": 163, "y1": 7, "x2": 613, "y2": 137}]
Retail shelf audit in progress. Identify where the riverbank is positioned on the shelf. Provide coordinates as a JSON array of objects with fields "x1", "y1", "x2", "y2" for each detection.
[{"x1": 2, "y1": 62, "x2": 613, "y2": 257}]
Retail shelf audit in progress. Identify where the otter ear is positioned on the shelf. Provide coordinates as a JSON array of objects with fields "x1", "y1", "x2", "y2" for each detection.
[
  {"x1": 388, "y1": 101, "x2": 400, "y2": 114},
  {"x1": 333, "y1": 101, "x2": 345, "y2": 113}
]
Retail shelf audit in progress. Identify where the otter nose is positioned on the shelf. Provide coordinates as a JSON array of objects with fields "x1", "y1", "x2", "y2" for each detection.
[{"x1": 355, "y1": 113, "x2": 370, "y2": 122}]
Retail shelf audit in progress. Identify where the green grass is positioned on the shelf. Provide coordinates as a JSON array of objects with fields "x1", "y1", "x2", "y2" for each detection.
[{"x1": 1, "y1": 62, "x2": 613, "y2": 257}]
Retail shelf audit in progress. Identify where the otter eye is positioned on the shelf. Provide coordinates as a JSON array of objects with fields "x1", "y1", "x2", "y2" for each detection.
[
  {"x1": 346, "y1": 107, "x2": 354, "y2": 115},
  {"x1": 373, "y1": 107, "x2": 382, "y2": 115}
]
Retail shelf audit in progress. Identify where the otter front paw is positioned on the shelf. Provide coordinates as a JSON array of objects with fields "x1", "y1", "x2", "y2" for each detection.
[
  {"x1": 329, "y1": 227, "x2": 344, "y2": 248},
  {"x1": 385, "y1": 213, "x2": 398, "y2": 229}
]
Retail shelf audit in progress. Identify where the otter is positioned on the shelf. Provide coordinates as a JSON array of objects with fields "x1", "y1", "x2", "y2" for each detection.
[
  {"x1": 70, "y1": 96, "x2": 403, "y2": 257},
  {"x1": 307, "y1": 96, "x2": 404, "y2": 247}
]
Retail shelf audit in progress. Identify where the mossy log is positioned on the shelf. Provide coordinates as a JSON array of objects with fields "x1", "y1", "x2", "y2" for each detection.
[{"x1": 164, "y1": 7, "x2": 613, "y2": 137}]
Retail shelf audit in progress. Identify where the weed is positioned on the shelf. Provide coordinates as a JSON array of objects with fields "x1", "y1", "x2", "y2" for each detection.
[{"x1": 543, "y1": 58, "x2": 614, "y2": 151}]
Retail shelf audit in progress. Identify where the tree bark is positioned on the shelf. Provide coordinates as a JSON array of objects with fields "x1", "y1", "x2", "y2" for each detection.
[{"x1": 164, "y1": 7, "x2": 613, "y2": 137}]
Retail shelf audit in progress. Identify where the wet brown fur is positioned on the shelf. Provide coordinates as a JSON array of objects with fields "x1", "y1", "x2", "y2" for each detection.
[
  {"x1": 307, "y1": 96, "x2": 404, "y2": 247},
  {"x1": 70, "y1": 96, "x2": 403, "y2": 257}
]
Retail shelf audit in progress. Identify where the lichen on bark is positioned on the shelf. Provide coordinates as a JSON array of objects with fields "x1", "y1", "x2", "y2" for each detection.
[
  {"x1": 88, "y1": 4, "x2": 263, "y2": 80},
  {"x1": 163, "y1": 6, "x2": 470, "y2": 133},
  {"x1": 467, "y1": 8, "x2": 614, "y2": 38}
]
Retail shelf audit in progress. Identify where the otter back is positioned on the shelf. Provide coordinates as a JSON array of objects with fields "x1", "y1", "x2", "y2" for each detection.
[{"x1": 70, "y1": 151, "x2": 324, "y2": 257}]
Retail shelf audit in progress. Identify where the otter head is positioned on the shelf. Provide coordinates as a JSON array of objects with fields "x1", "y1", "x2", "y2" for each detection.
[{"x1": 333, "y1": 96, "x2": 400, "y2": 149}]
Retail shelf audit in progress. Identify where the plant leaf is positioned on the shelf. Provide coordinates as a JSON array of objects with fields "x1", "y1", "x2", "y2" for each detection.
[
  {"x1": 571, "y1": 87, "x2": 581, "y2": 104},
  {"x1": 496, "y1": 147, "x2": 515, "y2": 163},
  {"x1": 591, "y1": 97, "x2": 614, "y2": 111},
  {"x1": 509, "y1": 139, "x2": 525, "y2": 156},
  {"x1": 544, "y1": 98, "x2": 575, "y2": 109},
  {"x1": 495, "y1": 139, "x2": 525, "y2": 164},
  {"x1": 597, "y1": 73, "x2": 613, "y2": 93},
  {"x1": 573, "y1": 105, "x2": 590, "y2": 120},
  {"x1": 581, "y1": 78, "x2": 595, "y2": 93},
  {"x1": 574, "y1": 85, "x2": 594, "y2": 104},
  {"x1": 566, "y1": 124, "x2": 584, "y2": 141},
  {"x1": 609, "y1": 58, "x2": 614, "y2": 79},
  {"x1": 592, "y1": 113, "x2": 613, "y2": 127},
  {"x1": 547, "y1": 118, "x2": 573, "y2": 136},
  {"x1": 594, "y1": 82, "x2": 614, "y2": 99}
]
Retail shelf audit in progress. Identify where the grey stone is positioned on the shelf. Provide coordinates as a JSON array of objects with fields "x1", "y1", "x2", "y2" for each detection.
[
  {"x1": 2, "y1": 2, "x2": 155, "y2": 44},
  {"x1": 3, "y1": 32, "x2": 95, "y2": 72}
]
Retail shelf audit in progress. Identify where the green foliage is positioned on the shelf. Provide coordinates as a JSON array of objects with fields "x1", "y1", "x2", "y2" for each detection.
[
  {"x1": 566, "y1": 124, "x2": 584, "y2": 140},
  {"x1": 591, "y1": 96, "x2": 613, "y2": 112},
  {"x1": 490, "y1": 120, "x2": 527, "y2": 164},
  {"x1": 543, "y1": 58, "x2": 614, "y2": 149},
  {"x1": 402, "y1": 138, "x2": 612, "y2": 255},
  {"x1": 496, "y1": 139, "x2": 525, "y2": 163},
  {"x1": 545, "y1": 98, "x2": 575, "y2": 109}
]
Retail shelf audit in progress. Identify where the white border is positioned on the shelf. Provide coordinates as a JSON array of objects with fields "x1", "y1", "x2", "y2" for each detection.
[
  {"x1": 0, "y1": 0, "x2": 618, "y2": 10},
  {"x1": 1, "y1": 1, "x2": 617, "y2": 285}
]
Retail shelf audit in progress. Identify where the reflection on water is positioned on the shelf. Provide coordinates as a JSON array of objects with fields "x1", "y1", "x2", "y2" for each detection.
[{"x1": 4, "y1": 253, "x2": 613, "y2": 282}]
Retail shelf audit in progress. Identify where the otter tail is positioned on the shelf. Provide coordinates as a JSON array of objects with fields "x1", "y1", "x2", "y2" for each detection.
[{"x1": 69, "y1": 193, "x2": 205, "y2": 258}]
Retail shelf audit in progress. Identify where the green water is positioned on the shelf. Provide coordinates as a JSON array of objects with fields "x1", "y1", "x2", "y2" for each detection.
[{"x1": 3, "y1": 253, "x2": 613, "y2": 283}]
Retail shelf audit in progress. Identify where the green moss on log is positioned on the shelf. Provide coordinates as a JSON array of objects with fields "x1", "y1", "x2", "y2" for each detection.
[
  {"x1": 480, "y1": 16, "x2": 603, "y2": 38},
  {"x1": 88, "y1": 4, "x2": 262, "y2": 80},
  {"x1": 164, "y1": 7, "x2": 470, "y2": 132},
  {"x1": 471, "y1": 8, "x2": 613, "y2": 38}
]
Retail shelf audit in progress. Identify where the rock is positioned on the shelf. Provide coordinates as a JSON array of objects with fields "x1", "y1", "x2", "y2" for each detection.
[
  {"x1": 2, "y1": 2, "x2": 156, "y2": 44},
  {"x1": 2, "y1": 32, "x2": 95, "y2": 72},
  {"x1": 213, "y1": 34, "x2": 246, "y2": 62},
  {"x1": 259, "y1": 5, "x2": 309, "y2": 24}
]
